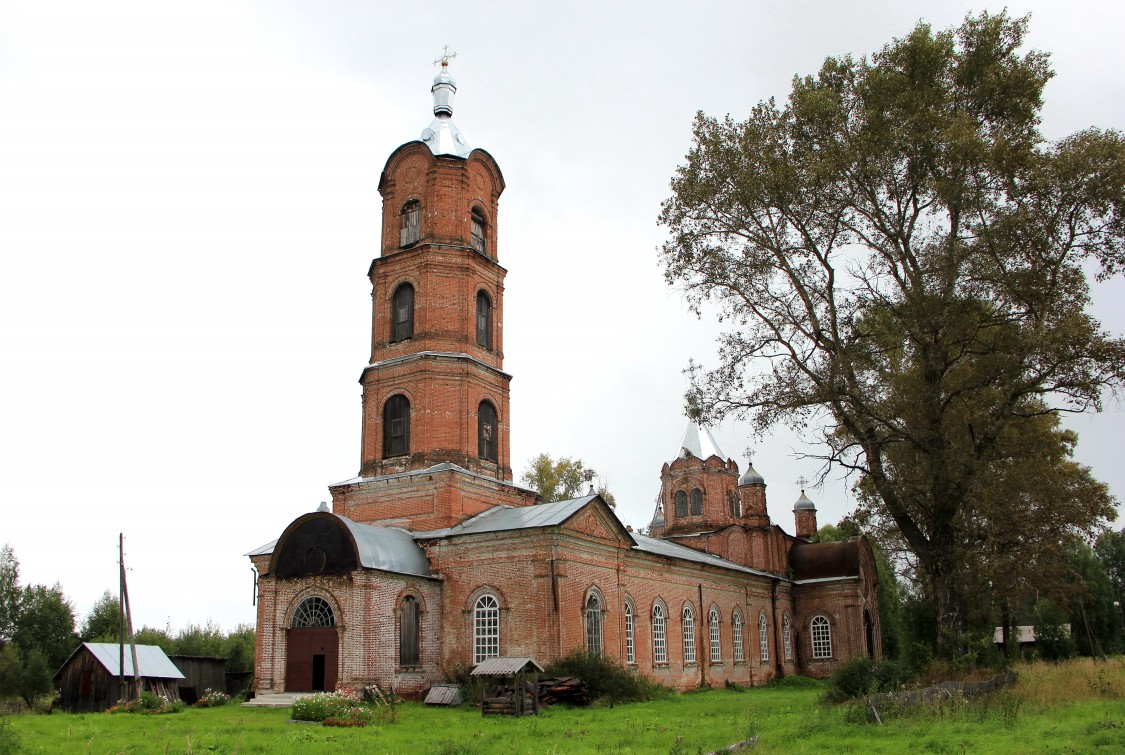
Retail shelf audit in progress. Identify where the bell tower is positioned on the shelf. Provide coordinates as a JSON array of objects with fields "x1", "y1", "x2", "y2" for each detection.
[{"x1": 357, "y1": 56, "x2": 512, "y2": 481}]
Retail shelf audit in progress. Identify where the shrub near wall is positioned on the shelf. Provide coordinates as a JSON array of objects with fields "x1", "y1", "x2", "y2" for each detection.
[{"x1": 291, "y1": 688, "x2": 373, "y2": 727}]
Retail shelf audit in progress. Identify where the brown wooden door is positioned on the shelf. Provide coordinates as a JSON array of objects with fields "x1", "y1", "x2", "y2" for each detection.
[{"x1": 285, "y1": 627, "x2": 339, "y2": 692}]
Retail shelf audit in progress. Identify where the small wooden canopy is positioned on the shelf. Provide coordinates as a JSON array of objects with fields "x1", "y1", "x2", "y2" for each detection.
[{"x1": 470, "y1": 656, "x2": 544, "y2": 676}]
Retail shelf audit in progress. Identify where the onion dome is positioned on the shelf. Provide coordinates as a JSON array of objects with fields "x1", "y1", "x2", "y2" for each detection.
[
  {"x1": 420, "y1": 52, "x2": 472, "y2": 158},
  {"x1": 793, "y1": 490, "x2": 817, "y2": 511},
  {"x1": 739, "y1": 463, "x2": 765, "y2": 486}
]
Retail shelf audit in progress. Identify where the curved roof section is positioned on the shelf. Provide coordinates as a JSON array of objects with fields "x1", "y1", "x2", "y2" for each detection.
[
  {"x1": 739, "y1": 463, "x2": 765, "y2": 486},
  {"x1": 793, "y1": 491, "x2": 816, "y2": 511},
  {"x1": 261, "y1": 512, "x2": 431, "y2": 579},
  {"x1": 788, "y1": 539, "x2": 861, "y2": 580}
]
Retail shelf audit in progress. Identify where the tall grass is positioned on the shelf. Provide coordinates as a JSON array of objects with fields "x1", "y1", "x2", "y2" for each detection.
[{"x1": 1013, "y1": 655, "x2": 1125, "y2": 706}]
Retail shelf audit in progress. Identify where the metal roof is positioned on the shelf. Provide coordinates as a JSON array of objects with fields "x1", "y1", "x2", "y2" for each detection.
[
  {"x1": 739, "y1": 463, "x2": 765, "y2": 486},
  {"x1": 471, "y1": 656, "x2": 545, "y2": 676},
  {"x1": 79, "y1": 643, "x2": 184, "y2": 679},
  {"x1": 415, "y1": 496, "x2": 598, "y2": 538},
  {"x1": 248, "y1": 512, "x2": 432, "y2": 578},
  {"x1": 793, "y1": 491, "x2": 817, "y2": 511},
  {"x1": 331, "y1": 460, "x2": 529, "y2": 493},
  {"x1": 631, "y1": 532, "x2": 780, "y2": 580},
  {"x1": 678, "y1": 422, "x2": 725, "y2": 460},
  {"x1": 420, "y1": 59, "x2": 472, "y2": 158}
]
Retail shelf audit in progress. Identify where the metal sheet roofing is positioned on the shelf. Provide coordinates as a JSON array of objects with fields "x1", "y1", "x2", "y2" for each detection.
[
  {"x1": 631, "y1": 532, "x2": 780, "y2": 580},
  {"x1": 82, "y1": 643, "x2": 184, "y2": 679},
  {"x1": 471, "y1": 657, "x2": 545, "y2": 676},
  {"x1": 415, "y1": 496, "x2": 598, "y2": 538},
  {"x1": 678, "y1": 422, "x2": 726, "y2": 460}
]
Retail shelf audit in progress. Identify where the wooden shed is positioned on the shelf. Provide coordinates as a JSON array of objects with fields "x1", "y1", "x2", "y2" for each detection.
[
  {"x1": 471, "y1": 656, "x2": 544, "y2": 716},
  {"x1": 168, "y1": 656, "x2": 227, "y2": 704},
  {"x1": 54, "y1": 643, "x2": 185, "y2": 713}
]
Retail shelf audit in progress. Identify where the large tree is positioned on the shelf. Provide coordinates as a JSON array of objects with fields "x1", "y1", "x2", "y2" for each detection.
[
  {"x1": 520, "y1": 453, "x2": 615, "y2": 506},
  {"x1": 659, "y1": 11, "x2": 1125, "y2": 654},
  {"x1": 0, "y1": 544, "x2": 18, "y2": 646},
  {"x1": 13, "y1": 584, "x2": 77, "y2": 671}
]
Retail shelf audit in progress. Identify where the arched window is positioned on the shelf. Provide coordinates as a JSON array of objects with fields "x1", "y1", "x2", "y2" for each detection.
[
  {"x1": 690, "y1": 488, "x2": 703, "y2": 516},
  {"x1": 399, "y1": 595, "x2": 420, "y2": 667},
  {"x1": 476, "y1": 290, "x2": 492, "y2": 349},
  {"x1": 674, "y1": 491, "x2": 688, "y2": 518},
  {"x1": 478, "y1": 400, "x2": 497, "y2": 462},
  {"x1": 383, "y1": 395, "x2": 410, "y2": 458},
  {"x1": 292, "y1": 596, "x2": 335, "y2": 627},
  {"x1": 470, "y1": 207, "x2": 487, "y2": 254},
  {"x1": 732, "y1": 609, "x2": 744, "y2": 662},
  {"x1": 811, "y1": 615, "x2": 832, "y2": 659},
  {"x1": 473, "y1": 594, "x2": 500, "y2": 664},
  {"x1": 728, "y1": 490, "x2": 740, "y2": 517},
  {"x1": 624, "y1": 599, "x2": 636, "y2": 664},
  {"x1": 783, "y1": 614, "x2": 793, "y2": 661},
  {"x1": 682, "y1": 605, "x2": 696, "y2": 664},
  {"x1": 709, "y1": 607, "x2": 722, "y2": 663},
  {"x1": 652, "y1": 603, "x2": 667, "y2": 664},
  {"x1": 400, "y1": 200, "x2": 420, "y2": 246},
  {"x1": 585, "y1": 593, "x2": 603, "y2": 656},
  {"x1": 391, "y1": 283, "x2": 414, "y2": 342},
  {"x1": 759, "y1": 611, "x2": 770, "y2": 662}
]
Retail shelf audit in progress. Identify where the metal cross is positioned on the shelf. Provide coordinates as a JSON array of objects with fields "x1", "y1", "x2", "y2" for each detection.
[
  {"x1": 743, "y1": 446, "x2": 755, "y2": 465},
  {"x1": 796, "y1": 475, "x2": 808, "y2": 491},
  {"x1": 433, "y1": 46, "x2": 457, "y2": 67}
]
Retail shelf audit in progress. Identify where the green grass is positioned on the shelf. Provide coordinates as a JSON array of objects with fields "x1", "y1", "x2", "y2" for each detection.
[{"x1": 7, "y1": 659, "x2": 1125, "y2": 753}]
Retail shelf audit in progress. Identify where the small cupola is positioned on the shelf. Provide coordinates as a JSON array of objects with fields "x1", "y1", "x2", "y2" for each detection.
[
  {"x1": 793, "y1": 484, "x2": 818, "y2": 540},
  {"x1": 420, "y1": 48, "x2": 472, "y2": 158},
  {"x1": 737, "y1": 455, "x2": 769, "y2": 526}
]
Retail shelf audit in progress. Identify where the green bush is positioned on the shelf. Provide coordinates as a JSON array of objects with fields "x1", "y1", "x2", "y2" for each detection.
[
  {"x1": 544, "y1": 650, "x2": 668, "y2": 704},
  {"x1": 0, "y1": 717, "x2": 19, "y2": 755},
  {"x1": 767, "y1": 674, "x2": 823, "y2": 689},
  {"x1": 825, "y1": 658, "x2": 907, "y2": 702}
]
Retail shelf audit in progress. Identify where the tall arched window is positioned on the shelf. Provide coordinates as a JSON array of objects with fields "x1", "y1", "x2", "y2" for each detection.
[
  {"x1": 476, "y1": 290, "x2": 492, "y2": 349},
  {"x1": 478, "y1": 400, "x2": 497, "y2": 462},
  {"x1": 674, "y1": 491, "x2": 688, "y2": 518},
  {"x1": 682, "y1": 605, "x2": 696, "y2": 664},
  {"x1": 690, "y1": 488, "x2": 703, "y2": 516},
  {"x1": 470, "y1": 207, "x2": 487, "y2": 254},
  {"x1": 624, "y1": 599, "x2": 636, "y2": 664},
  {"x1": 399, "y1": 595, "x2": 420, "y2": 667},
  {"x1": 709, "y1": 607, "x2": 722, "y2": 663},
  {"x1": 383, "y1": 395, "x2": 410, "y2": 458},
  {"x1": 732, "y1": 609, "x2": 744, "y2": 662},
  {"x1": 811, "y1": 615, "x2": 832, "y2": 659},
  {"x1": 391, "y1": 283, "x2": 414, "y2": 342},
  {"x1": 759, "y1": 611, "x2": 770, "y2": 662},
  {"x1": 652, "y1": 603, "x2": 667, "y2": 664},
  {"x1": 292, "y1": 596, "x2": 335, "y2": 627},
  {"x1": 585, "y1": 593, "x2": 603, "y2": 656},
  {"x1": 400, "y1": 200, "x2": 420, "y2": 246},
  {"x1": 473, "y1": 594, "x2": 500, "y2": 664},
  {"x1": 783, "y1": 614, "x2": 793, "y2": 661},
  {"x1": 728, "y1": 490, "x2": 740, "y2": 517}
]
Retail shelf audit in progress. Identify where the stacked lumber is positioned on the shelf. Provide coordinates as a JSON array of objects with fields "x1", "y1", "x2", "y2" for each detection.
[{"x1": 535, "y1": 677, "x2": 588, "y2": 707}]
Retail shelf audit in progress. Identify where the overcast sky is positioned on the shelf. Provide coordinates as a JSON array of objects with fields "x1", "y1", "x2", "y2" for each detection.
[{"x1": 2, "y1": 0, "x2": 1123, "y2": 634}]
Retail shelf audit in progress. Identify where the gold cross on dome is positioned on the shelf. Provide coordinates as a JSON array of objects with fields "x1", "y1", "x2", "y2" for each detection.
[{"x1": 433, "y1": 46, "x2": 457, "y2": 67}]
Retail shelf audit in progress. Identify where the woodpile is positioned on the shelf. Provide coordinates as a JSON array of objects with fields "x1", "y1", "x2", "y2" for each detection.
[{"x1": 484, "y1": 676, "x2": 589, "y2": 712}]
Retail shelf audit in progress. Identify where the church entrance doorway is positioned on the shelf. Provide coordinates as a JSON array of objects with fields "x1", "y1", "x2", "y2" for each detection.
[{"x1": 285, "y1": 595, "x2": 339, "y2": 692}]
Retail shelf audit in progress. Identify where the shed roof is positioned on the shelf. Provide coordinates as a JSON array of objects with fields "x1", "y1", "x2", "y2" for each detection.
[
  {"x1": 471, "y1": 657, "x2": 545, "y2": 676},
  {"x1": 59, "y1": 643, "x2": 185, "y2": 680},
  {"x1": 632, "y1": 532, "x2": 780, "y2": 579},
  {"x1": 415, "y1": 495, "x2": 610, "y2": 539}
]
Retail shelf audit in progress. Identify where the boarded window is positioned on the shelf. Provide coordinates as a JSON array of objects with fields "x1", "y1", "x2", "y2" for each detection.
[
  {"x1": 476, "y1": 290, "x2": 492, "y2": 349},
  {"x1": 474, "y1": 594, "x2": 500, "y2": 664},
  {"x1": 383, "y1": 395, "x2": 410, "y2": 458},
  {"x1": 391, "y1": 283, "x2": 414, "y2": 342},
  {"x1": 674, "y1": 491, "x2": 687, "y2": 518},
  {"x1": 399, "y1": 596, "x2": 420, "y2": 667},
  {"x1": 400, "y1": 200, "x2": 420, "y2": 246},
  {"x1": 690, "y1": 488, "x2": 703, "y2": 516},
  {"x1": 728, "y1": 490, "x2": 740, "y2": 517},
  {"x1": 470, "y1": 207, "x2": 486, "y2": 254},
  {"x1": 478, "y1": 401, "x2": 497, "y2": 462}
]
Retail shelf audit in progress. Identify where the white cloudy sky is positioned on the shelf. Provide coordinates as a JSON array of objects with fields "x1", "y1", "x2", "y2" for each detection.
[{"x1": 2, "y1": 0, "x2": 1123, "y2": 633}]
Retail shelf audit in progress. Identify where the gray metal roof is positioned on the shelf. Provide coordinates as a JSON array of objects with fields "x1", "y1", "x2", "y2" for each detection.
[
  {"x1": 739, "y1": 463, "x2": 765, "y2": 486},
  {"x1": 247, "y1": 512, "x2": 431, "y2": 578},
  {"x1": 678, "y1": 422, "x2": 725, "y2": 460},
  {"x1": 420, "y1": 59, "x2": 472, "y2": 158},
  {"x1": 471, "y1": 656, "x2": 545, "y2": 676},
  {"x1": 415, "y1": 496, "x2": 598, "y2": 539},
  {"x1": 331, "y1": 460, "x2": 530, "y2": 494},
  {"x1": 793, "y1": 491, "x2": 817, "y2": 511},
  {"x1": 631, "y1": 532, "x2": 780, "y2": 580},
  {"x1": 80, "y1": 643, "x2": 184, "y2": 679}
]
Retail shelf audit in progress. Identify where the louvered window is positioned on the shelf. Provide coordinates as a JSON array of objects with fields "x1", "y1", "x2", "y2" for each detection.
[
  {"x1": 674, "y1": 491, "x2": 687, "y2": 518},
  {"x1": 470, "y1": 207, "x2": 486, "y2": 254},
  {"x1": 478, "y1": 401, "x2": 497, "y2": 462},
  {"x1": 400, "y1": 200, "x2": 420, "y2": 246},
  {"x1": 391, "y1": 283, "x2": 414, "y2": 342},
  {"x1": 383, "y1": 395, "x2": 410, "y2": 458}
]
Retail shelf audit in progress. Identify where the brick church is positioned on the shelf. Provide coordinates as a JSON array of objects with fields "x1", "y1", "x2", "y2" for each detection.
[{"x1": 248, "y1": 59, "x2": 881, "y2": 696}]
